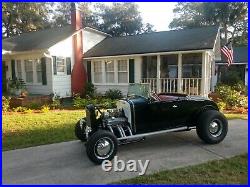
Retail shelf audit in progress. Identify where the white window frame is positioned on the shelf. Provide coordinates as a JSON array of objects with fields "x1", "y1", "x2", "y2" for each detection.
[
  {"x1": 24, "y1": 59, "x2": 34, "y2": 84},
  {"x1": 56, "y1": 56, "x2": 66, "y2": 75},
  {"x1": 93, "y1": 60, "x2": 103, "y2": 83},
  {"x1": 35, "y1": 60, "x2": 42, "y2": 83},
  {"x1": 105, "y1": 60, "x2": 115, "y2": 83},
  {"x1": 16, "y1": 60, "x2": 22, "y2": 79},
  {"x1": 23, "y1": 59, "x2": 43, "y2": 85},
  {"x1": 117, "y1": 59, "x2": 129, "y2": 84},
  {"x1": 91, "y1": 58, "x2": 129, "y2": 85}
]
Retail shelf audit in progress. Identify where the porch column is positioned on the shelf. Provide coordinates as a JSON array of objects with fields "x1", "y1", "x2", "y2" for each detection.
[
  {"x1": 157, "y1": 55, "x2": 161, "y2": 93},
  {"x1": 177, "y1": 53, "x2": 182, "y2": 93},
  {"x1": 201, "y1": 52, "x2": 207, "y2": 96}
]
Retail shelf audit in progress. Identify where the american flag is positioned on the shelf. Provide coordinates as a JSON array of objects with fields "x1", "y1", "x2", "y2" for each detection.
[{"x1": 221, "y1": 40, "x2": 234, "y2": 66}]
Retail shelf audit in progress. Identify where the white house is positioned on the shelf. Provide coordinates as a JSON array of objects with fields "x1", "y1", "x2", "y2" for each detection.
[
  {"x1": 2, "y1": 4, "x2": 109, "y2": 97},
  {"x1": 3, "y1": 4, "x2": 228, "y2": 98},
  {"x1": 84, "y1": 26, "x2": 221, "y2": 97}
]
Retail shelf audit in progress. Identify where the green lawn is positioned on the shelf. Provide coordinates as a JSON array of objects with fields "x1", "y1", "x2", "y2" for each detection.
[
  {"x1": 2, "y1": 110, "x2": 247, "y2": 151},
  {"x1": 2, "y1": 110, "x2": 85, "y2": 151},
  {"x1": 116, "y1": 154, "x2": 248, "y2": 184},
  {"x1": 224, "y1": 113, "x2": 248, "y2": 120}
]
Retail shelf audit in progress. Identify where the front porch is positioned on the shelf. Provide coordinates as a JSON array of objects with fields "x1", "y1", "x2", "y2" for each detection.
[{"x1": 140, "y1": 52, "x2": 213, "y2": 96}]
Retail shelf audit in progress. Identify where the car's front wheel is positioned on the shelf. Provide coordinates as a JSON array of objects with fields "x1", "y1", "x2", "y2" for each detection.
[
  {"x1": 75, "y1": 118, "x2": 87, "y2": 142},
  {"x1": 196, "y1": 110, "x2": 228, "y2": 144},
  {"x1": 86, "y1": 130, "x2": 118, "y2": 165}
]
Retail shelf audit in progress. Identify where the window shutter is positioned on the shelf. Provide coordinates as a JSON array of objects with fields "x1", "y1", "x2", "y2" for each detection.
[
  {"x1": 11, "y1": 59, "x2": 16, "y2": 80},
  {"x1": 87, "y1": 61, "x2": 92, "y2": 82},
  {"x1": 129, "y1": 59, "x2": 135, "y2": 83},
  {"x1": 41, "y1": 57, "x2": 47, "y2": 85},
  {"x1": 66, "y1": 57, "x2": 71, "y2": 75},
  {"x1": 52, "y1": 56, "x2": 57, "y2": 75}
]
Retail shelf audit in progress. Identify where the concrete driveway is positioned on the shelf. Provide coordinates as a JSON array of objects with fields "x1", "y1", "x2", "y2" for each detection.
[{"x1": 2, "y1": 119, "x2": 248, "y2": 184}]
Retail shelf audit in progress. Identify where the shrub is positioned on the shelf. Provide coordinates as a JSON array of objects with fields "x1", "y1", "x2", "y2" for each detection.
[
  {"x1": 50, "y1": 96, "x2": 61, "y2": 109},
  {"x1": 41, "y1": 105, "x2": 50, "y2": 113},
  {"x1": 215, "y1": 84, "x2": 248, "y2": 109},
  {"x1": 105, "y1": 89, "x2": 123, "y2": 99},
  {"x1": 217, "y1": 101, "x2": 226, "y2": 111},
  {"x1": 101, "y1": 98, "x2": 117, "y2": 108},
  {"x1": 85, "y1": 82, "x2": 97, "y2": 98},
  {"x1": 73, "y1": 96, "x2": 88, "y2": 109},
  {"x1": 2, "y1": 96, "x2": 10, "y2": 112},
  {"x1": 28, "y1": 103, "x2": 41, "y2": 110},
  {"x1": 24, "y1": 109, "x2": 33, "y2": 114},
  {"x1": 232, "y1": 82, "x2": 247, "y2": 95},
  {"x1": 73, "y1": 96, "x2": 117, "y2": 109},
  {"x1": 13, "y1": 106, "x2": 27, "y2": 112},
  {"x1": 237, "y1": 96, "x2": 248, "y2": 108}
]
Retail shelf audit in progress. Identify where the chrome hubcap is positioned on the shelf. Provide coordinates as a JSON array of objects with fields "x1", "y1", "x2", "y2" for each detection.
[
  {"x1": 95, "y1": 137, "x2": 113, "y2": 159},
  {"x1": 209, "y1": 120, "x2": 222, "y2": 137}
]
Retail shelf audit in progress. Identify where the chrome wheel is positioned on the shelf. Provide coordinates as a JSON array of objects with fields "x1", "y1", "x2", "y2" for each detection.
[
  {"x1": 94, "y1": 137, "x2": 114, "y2": 159},
  {"x1": 209, "y1": 119, "x2": 222, "y2": 137}
]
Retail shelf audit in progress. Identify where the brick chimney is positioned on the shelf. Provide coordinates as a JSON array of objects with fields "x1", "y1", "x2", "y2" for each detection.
[{"x1": 70, "y1": 3, "x2": 87, "y2": 96}]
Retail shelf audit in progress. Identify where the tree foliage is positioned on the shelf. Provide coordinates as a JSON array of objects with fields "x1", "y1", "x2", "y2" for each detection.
[
  {"x1": 96, "y1": 3, "x2": 142, "y2": 36},
  {"x1": 169, "y1": 2, "x2": 248, "y2": 45},
  {"x1": 51, "y1": 2, "x2": 154, "y2": 36},
  {"x1": 2, "y1": 2, "x2": 155, "y2": 38},
  {"x1": 2, "y1": 3, "x2": 52, "y2": 38}
]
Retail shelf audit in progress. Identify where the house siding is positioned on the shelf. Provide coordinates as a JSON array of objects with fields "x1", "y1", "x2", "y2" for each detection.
[
  {"x1": 3, "y1": 52, "x2": 53, "y2": 95},
  {"x1": 49, "y1": 35, "x2": 73, "y2": 97},
  {"x1": 91, "y1": 56, "x2": 142, "y2": 95},
  {"x1": 48, "y1": 29, "x2": 107, "y2": 97},
  {"x1": 83, "y1": 30, "x2": 107, "y2": 53}
]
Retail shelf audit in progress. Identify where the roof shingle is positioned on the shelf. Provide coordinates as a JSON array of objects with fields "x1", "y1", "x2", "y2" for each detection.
[
  {"x1": 3, "y1": 26, "x2": 75, "y2": 52},
  {"x1": 84, "y1": 26, "x2": 219, "y2": 58},
  {"x1": 219, "y1": 46, "x2": 248, "y2": 64}
]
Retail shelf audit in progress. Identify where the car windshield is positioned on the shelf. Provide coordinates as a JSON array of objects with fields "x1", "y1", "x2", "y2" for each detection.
[{"x1": 127, "y1": 83, "x2": 150, "y2": 98}]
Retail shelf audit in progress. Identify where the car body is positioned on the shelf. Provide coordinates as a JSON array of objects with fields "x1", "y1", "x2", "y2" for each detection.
[{"x1": 75, "y1": 84, "x2": 228, "y2": 164}]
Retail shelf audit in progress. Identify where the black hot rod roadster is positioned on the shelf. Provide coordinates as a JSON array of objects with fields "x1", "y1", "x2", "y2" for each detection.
[{"x1": 75, "y1": 84, "x2": 228, "y2": 164}]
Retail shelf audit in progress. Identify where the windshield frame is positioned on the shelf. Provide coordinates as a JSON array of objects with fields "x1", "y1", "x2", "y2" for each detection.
[{"x1": 127, "y1": 83, "x2": 151, "y2": 99}]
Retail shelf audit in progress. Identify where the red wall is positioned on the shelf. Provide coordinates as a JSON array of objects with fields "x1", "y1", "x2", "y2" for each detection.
[{"x1": 71, "y1": 4, "x2": 87, "y2": 96}]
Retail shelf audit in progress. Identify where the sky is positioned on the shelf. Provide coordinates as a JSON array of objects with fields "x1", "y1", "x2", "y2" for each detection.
[{"x1": 136, "y1": 2, "x2": 177, "y2": 31}]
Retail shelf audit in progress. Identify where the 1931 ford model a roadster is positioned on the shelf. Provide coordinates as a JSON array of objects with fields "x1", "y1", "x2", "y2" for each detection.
[{"x1": 75, "y1": 84, "x2": 228, "y2": 164}]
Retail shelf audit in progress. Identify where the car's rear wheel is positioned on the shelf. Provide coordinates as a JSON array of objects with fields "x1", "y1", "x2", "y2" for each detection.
[
  {"x1": 75, "y1": 118, "x2": 87, "y2": 142},
  {"x1": 86, "y1": 130, "x2": 118, "y2": 164},
  {"x1": 196, "y1": 110, "x2": 228, "y2": 144}
]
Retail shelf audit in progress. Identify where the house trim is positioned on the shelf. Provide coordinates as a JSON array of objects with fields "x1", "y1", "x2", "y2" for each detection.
[
  {"x1": 84, "y1": 49, "x2": 212, "y2": 60},
  {"x1": 91, "y1": 58, "x2": 130, "y2": 86}
]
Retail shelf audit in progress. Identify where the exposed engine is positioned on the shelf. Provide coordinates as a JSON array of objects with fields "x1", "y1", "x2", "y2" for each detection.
[{"x1": 103, "y1": 108, "x2": 132, "y2": 138}]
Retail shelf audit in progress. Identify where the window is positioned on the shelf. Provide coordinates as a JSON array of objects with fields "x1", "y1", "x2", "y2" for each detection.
[
  {"x1": 105, "y1": 60, "x2": 114, "y2": 83},
  {"x1": 93, "y1": 61, "x2": 102, "y2": 83},
  {"x1": 182, "y1": 53, "x2": 202, "y2": 78},
  {"x1": 160, "y1": 55, "x2": 178, "y2": 78},
  {"x1": 24, "y1": 60, "x2": 33, "y2": 83},
  {"x1": 36, "y1": 60, "x2": 42, "y2": 83},
  {"x1": 142, "y1": 56, "x2": 157, "y2": 78},
  {"x1": 118, "y1": 60, "x2": 128, "y2": 83},
  {"x1": 16, "y1": 60, "x2": 22, "y2": 79},
  {"x1": 56, "y1": 57, "x2": 65, "y2": 73}
]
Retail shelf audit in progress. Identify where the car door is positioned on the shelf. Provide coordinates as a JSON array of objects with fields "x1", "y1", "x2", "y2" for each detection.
[{"x1": 153, "y1": 99, "x2": 188, "y2": 130}]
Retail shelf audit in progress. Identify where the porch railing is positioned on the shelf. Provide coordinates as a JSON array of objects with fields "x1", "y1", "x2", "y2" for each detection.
[
  {"x1": 141, "y1": 78, "x2": 157, "y2": 92},
  {"x1": 141, "y1": 78, "x2": 202, "y2": 95},
  {"x1": 182, "y1": 78, "x2": 202, "y2": 95},
  {"x1": 160, "y1": 78, "x2": 178, "y2": 93}
]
